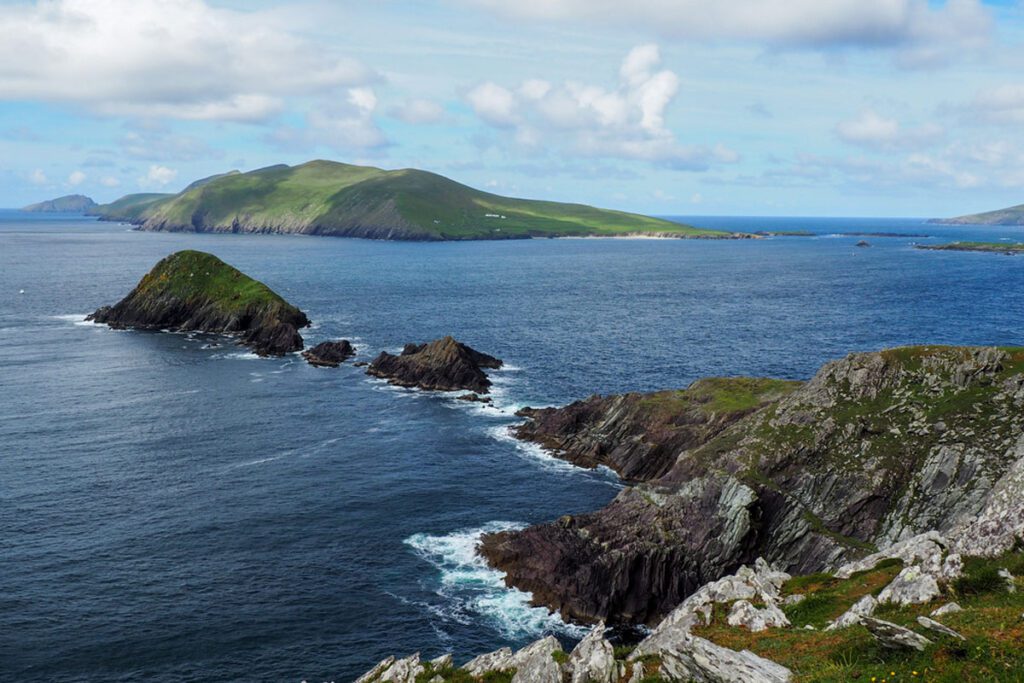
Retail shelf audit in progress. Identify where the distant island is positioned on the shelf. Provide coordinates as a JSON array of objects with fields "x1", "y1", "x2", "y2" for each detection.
[
  {"x1": 931, "y1": 202, "x2": 1024, "y2": 226},
  {"x1": 917, "y1": 241, "x2": 1024, "y2": 255},
  {"x1": 22, "y1": 194, "x2": 97, "y2": 213},
  {"x1": 90, "y1": 160, "x2": 747, "y2": 241}
]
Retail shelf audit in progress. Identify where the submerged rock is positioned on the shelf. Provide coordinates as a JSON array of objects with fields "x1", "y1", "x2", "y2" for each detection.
[
  {"x1": 87, "y1": 250, "x2": 309, "y2": 356},
  {"x1": 367, "y1": 336, "x2": 502, "y2": 393},
  {"x1": 302, "y1": 339, "x2": 355, "y2": 367}
]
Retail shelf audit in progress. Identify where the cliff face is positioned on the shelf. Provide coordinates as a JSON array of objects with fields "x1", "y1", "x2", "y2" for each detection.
[
  {"x1": 367, "y1": 337, "x2": 502, "y2": 393},
  {"x1": 87, "y1": 250, "x2": 309, "y2": 356},
  {"x1": 514, "y1": 378, "x2": 800, "y2": 481},
  {"x1": 481, "y1": 346, "x2": 1024, "y2": 625}
]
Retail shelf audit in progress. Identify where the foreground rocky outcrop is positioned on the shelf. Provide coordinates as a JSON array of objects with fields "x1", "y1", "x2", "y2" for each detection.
[
  {"x1": 482, "y1": 346, "x2": 1024, "y2": 625},
  {"x1": 367, "y1": 336, "x2": 502, "y2": 393},
  {"x1": 87, "y1": 250, "x2": 309, "y2": 356},
  {"x1": 357, "y1": 541, "x2": 1024, "y2": 681},
  {"x1": 302, "y1": 339, "x2": 355, "y2": 367}
]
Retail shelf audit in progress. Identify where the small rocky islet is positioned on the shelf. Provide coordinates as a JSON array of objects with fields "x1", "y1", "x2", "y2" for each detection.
[
  {"x1": 367, "y1": 336, "x2": 503, "y2": 393},
  {"x1": 87, "y1": 250, "x2": 309, "y2": 356}
]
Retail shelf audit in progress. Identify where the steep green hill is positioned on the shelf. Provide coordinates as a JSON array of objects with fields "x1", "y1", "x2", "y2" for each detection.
[
  {"x1": 93, "y1": 160, "x2": 738, "y2": 240},
  {"x1": 90, "y1": 193, "x2": 173, "y2": 221},
  {"x1": 931, "y1": 203, "x2": 1024, "y2": 225}
]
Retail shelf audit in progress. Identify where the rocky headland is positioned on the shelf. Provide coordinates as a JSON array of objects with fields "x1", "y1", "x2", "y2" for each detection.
[
  {"x1": 359, "y1": 344, "x2": 1024, "y2": 682},
  {"x1": 22, "y1": 193, "x2": 97, "y2": 213},
  {"x1": 303, "y1": 339, "x2": 356, "y2": 367},
  {"x1": 917, "y1": 241, "x2": 1024, "y2": 255},
  {"x1": 367, "y1": 336, "x2": 502, "y2": 393},
  {"x1": 482, "y1": 346, "x2": 1024, "y2": 626},
  {"x1": 87, "y1": 250, "x2": 309, "y2": 356}
]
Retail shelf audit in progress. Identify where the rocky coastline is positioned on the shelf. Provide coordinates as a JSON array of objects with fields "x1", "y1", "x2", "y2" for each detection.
[{"x1": 303, "y1": 339, "x2": 356, "y2": 367}]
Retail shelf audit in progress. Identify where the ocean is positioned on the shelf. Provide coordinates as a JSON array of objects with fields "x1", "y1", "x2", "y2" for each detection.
[{"x1": 1, "y1": 212, "x2": 1021, "y2": 681}]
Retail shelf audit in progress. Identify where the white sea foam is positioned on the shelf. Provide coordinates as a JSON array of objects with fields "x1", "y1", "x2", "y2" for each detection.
[
  {"x1": 404, "y1": 521, "x2": 587, "y2": 640},
  {"x1": 485, "y1": 424, "x2": 623, "y2": 488},
  {"x1": 52, "y1": 313, "x2": 102, "y2": 327}
]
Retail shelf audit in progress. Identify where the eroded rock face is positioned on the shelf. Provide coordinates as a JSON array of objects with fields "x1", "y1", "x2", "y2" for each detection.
[
  {"x1": 656, "y1": 634, "x2": 793, "y2": 683},
  {"x1": 367, "y1": 337, "x2": 502, "y2": 393},
  {"x1": 826, "y1": 595, "x2": 877, "y2": 630},
  {"x1": 484, "y1": 346, "x2": 1024, "y2": 626},
  {"x1": 916, "y1": 616, "x2": 965, "y2": 641},
  {"x1": 302, "y1": 339, "x2": 355, "y2": 367},
  {"x1": 877, "y1": 565, "x2": 941, "y2": 606},
  {"x1": 567, "y1": 624, "x2": 617, "y2": 683},
  {"x1": 87, "y1": 250, "x2": 309, "y2": 356}
]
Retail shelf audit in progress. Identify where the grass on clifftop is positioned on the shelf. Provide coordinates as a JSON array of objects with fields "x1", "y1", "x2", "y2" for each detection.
[
  {"x1": 917, "y1": 241, "x2": 1024, "y2": 254},
  {"x1": 639, "y1": 377, "x2": 802, "y2": 418},
  {"x1": 135, "y1": 250, "x2": 294, "y2": 314},
  {"x1": 690, "y1": 551, "x2": 1024, "y2": 682},
  {"x1": 96, "y1": 160, "x2": 731, "y2": 239}
]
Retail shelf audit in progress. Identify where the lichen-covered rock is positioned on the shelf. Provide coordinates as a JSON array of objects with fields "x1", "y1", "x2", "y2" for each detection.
[
  {"x1": 726, "y1": 600, "x2": 790, "y2": 632},
  {"x1": 877, "y1": 565, "x2": 941, "y2": 606},
  {"x1": 485, "y1": 347, "x2": 1024, "y2": 626},
  {"x1": 862, "y1": 617, "x2": 933, "y2": 651},
  {"x1": 999, "y1": 568, "x2": 1017, "y2": 593},
  {"x1": 567, "y1": 623, "x2": 617, "y2": 683},
  {"x1": 88, "y1": 250, "x2": 309, "y2": 356},
  {"x1": 510, "y1": 636, "x2": 562, "y2": 683},
  {"x1": 303, "y1": 339, "x2": 355, "y2": 367},
  {"x1": 931, "y1": 602, "x2": 962, "y2": 617},
  {"x1": 461, "y1": 647, "x2": 515, "y2": 677},
  {"x1": 368, "y1": 336, "x2": 502, "y2": 393},
  {"x1": 916, "y1": 616, "x2": 966, "y2": 641},
  {"x1": 656, "y1": 633, "x2": 793, "y2": 683},
  {"x1": 355, "y1": 653, "x2": 424, "y2": 683},
  {"x1": 825, "y1": 595, "x2": 877, "y2": 630}
]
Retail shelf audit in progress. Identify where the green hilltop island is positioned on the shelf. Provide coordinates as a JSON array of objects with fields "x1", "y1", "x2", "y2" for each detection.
[
  {"x1": 90, "y1": 160, "x2": 748, "y2": 241},
  {"x1": 357, "y1": 345, "x2": 1024, "y2": 683},
  {"x1": 930, "y1": 202, "x2": 1024, "y2": 226},
  {"x1": 87, "y1": 250, "x2": 309, "y2": 356}
]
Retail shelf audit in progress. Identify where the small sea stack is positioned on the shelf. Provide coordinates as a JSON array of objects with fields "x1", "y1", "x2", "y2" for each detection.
[
  {"x1": 87, "y1": 250, "x2": 309, "y2": 356},
  {"x1": 367, "y1": 336, "x2": 502, "y2": 393},
  {"x1": 303, "y1": 339, "x2": 355, "y2": 367}
]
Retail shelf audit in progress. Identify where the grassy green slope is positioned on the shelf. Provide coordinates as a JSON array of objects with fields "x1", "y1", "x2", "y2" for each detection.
[
  {"x1": 91, "y1": 193, "x2": 174, "y2": 221},
  {"x1": 932, "y1": 203, "x2": 1024, "y2": 225},
  {"x1": 115, "y1": 160, "x2": 733, "y2": 240}
]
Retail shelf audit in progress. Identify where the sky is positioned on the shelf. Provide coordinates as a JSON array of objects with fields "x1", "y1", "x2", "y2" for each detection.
[{"x1": 1, "y1": 0, "x2": 1024, "y2": 217}]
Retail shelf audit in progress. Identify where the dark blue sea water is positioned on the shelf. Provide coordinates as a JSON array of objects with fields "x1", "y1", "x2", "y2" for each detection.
[{"x1": 1, "y1": 212, "x2": 1022, "y2": 682}]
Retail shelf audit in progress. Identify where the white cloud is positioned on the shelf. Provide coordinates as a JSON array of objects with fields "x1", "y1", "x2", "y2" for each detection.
[
  {"x1": 460, "y1": 0, "x2": 991, "y2": 65},
  {"x1": 28, "y1": 169, "x2": 47, "y2": 185},
  {"x1": 0, "y1": 0, "x2": 374, "y2": 122},
  {"x1": 139, "y1": 165, "x2": 178, "y2": 188},
  {"x1": 388, "y1": 98, "x2": 446, "y2": 124},
  {"x1": 67, "y1": 170, "x2": 86, "y2": 186},
  {"x1": 269, "y1": 88, "x2": 387, "y2": 152},
  {"x1": 962, "y1": 84, "x2": 1024, "y2": 125},
  {"x1": 835, "y1": 109, "x2": 943, "y2": 150},
  {"x1": 465, "y1": 44, "x2": 737, "y2": 170},
  {"x1": 100, "y1": 176, "x2": 120, "y2": 187},
  {"x1": 466, "y1": 82, "x2": 519, "y2": 127}
]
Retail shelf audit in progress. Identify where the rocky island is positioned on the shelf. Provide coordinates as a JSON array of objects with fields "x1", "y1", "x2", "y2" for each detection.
[
  {"x1": 22, "y1": 194, "x2": 97, "y2": 213},
  {"x1": 89, "y1": 160, "x2": 748, "y2": 241},
  {"x1": 917, "y1": 241, "x2": 1024, "y2": 255},
  {"x1": 367, "y1": 336, "x2": 502, "y2": 393},
  {"x1": 303, "y1": 339, "x2": 356, "y2": 367},
  {"x1": 87, "y1": 250, "x2": 309, "y2": 356}
]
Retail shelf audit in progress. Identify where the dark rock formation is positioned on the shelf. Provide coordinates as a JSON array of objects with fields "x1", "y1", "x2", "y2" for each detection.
[
  {"x1": 302, "y1": 339, "x2": 355, "y2": 367},
  {"x1": 513, "y1": 378, "x2": 799, "y2": 481},
  {"x1": 458, "y1": 393, "x2": 492, "y2": 404},
  {"x1": 856, "y1": 240, "x2": 871, "y2": 247},
  {"x1": 367, "y1": 336, "x2": 502, "y2": 393},
  {"x1": 482, "y1": 346, "x2": 1024, "y2": 626},
  {"x1": 87, "y1": 250, "x2": 309, "y2": 356}
]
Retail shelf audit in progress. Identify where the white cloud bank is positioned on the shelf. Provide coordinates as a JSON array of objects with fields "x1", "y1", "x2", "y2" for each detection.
[
  {"x1": 0, "y1": 0, "x2": 374, "y2": 122},
  {"x1": 465, "y1": 44, "x2": 738, "y2": 171},
  {"x1": 835, "y1": 109, "x2": 943, "y2": 150},
  {"x1": 461, "y1": 0, "x2": 991, "y2": 66}
]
